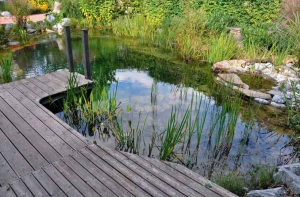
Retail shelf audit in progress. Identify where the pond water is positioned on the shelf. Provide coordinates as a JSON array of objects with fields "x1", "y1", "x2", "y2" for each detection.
[{"x1": 8, "y1": 33, "x2": 297, "y2": 178}]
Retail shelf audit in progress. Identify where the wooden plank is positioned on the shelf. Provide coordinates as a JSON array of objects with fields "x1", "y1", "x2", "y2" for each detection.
[
  {"x1": 2, "y1": 83, "x2": 87, "y2": 151},
  {"x1": 10, "y1": 179, "x2": 33, "y2": 197},
  {"x1": 22, "y1": 174, "x2": 50, "y2": 197},
  {"x1": 26, "y1": 77, "x2": 55, "y2": 95},
  {"x1": 34, "y1": 75, "x2": 65, "y2": 92},
  {"x1": 0, "y1": 185, "x2": 17, "y2": 197},
  {"x1": 0, "y1": 110, "x2": 47, "y2": 171},
  {"x1": 0, "y1": 128, "x2": 32, "y2": 181},
  {"x1": 52, "y1": 160, "x2": 99, "y2": 197},
  {"x1": 18, "y1": 79, "x2": 48, "y2": 99},
  {"x1": 89, "y1": 146, "x2": 174, "y2": 197},
  {"x1": 62, "y1": 155, "x2": 117, "y2": 197},
  {"x1": 122, "y1": 152, "x2": 216, "y2": 197},
  {"x1": 0, "y1": 97, "x2": 60, "y2": 164},
  {"x1": 80, "y1": 147, "x2": 150, "y2": 197},
  {"x1": 96, "y1": 145, "x2": 188, "y2": 197},
  {"x1": 9, "y1": 81, "x2": 40, "y2": 101},
  {"x1": 71, "y1": 151, "x2": 133, "y2": 197},
  {"x1": 0, "y1": 87, "x2": 74, "y2": 157},
  {"x1": 43, "y1": 73, "x2": 68, "y2": 89},
  {"x1": 52, "y1": 69, "x2": 92, "y2": 87},
  {"x1": 88, "y1": 145, "x2": 171, "y2": 196},
  {"x1": 0, "y1": 153, "x2": 18, "y2": 187},
  {"x1": 43, "y1": 164, "x2": 83, "y2": 197},
  {"x1": 33, "y1": 169, "x2": 66, "y2": 197},
  {"x1": 9, "y1": 81, "x2": 90, "y2": 148},
  {"x1": 164, "y1": 162, "x2": 239, "y2": 197}
]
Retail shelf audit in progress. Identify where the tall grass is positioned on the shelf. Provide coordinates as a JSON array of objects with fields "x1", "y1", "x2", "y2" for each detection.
[
  {"x1": 284, "y1": 82, "x2": 300, "y2": 131},
  {"x1": 113, "y1": 112, "x2": 147, "y2": 154},
  {"x1": 0, "y1": 56, "x2": 12, "y2": 83},
  {"x1": 206, "y1": 32, "x2": 239, "y2": 63},
  {"x1": 159, "y1": 106, "x2": 190, "y2": 160},
  {"x1": 112, "y1": 14, "x2": 156, "y2": 43}
]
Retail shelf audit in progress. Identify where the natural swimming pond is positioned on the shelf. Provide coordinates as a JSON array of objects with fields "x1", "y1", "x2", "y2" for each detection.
[{"x1": 8, "y1": 33, "x2": 297, "y2": 178}]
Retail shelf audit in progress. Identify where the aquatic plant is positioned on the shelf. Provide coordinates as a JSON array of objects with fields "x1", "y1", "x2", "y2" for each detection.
[
  {"x1": 284, "y1": 82, "x2": 300, "y2": 131},
  {"x1": 214, "y1": 165, "x2": 278, "y2": 196},
  {"x1": 159, "y1": 106, "x2": 190, "y2": 161},
  {"x1": 113, "y1": 111, "x2": 147, "y2": 154},
  {"x1": 19, "y1": 28, "x2": 29, "y2": 45},
  {"x1": 0, "y1": 56, "x2": 12, "y2": 83}
]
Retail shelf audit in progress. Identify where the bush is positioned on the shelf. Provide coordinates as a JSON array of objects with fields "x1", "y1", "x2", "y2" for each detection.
[{"x1": 5, "y1": 0, "x2": 31, "y2": 29}]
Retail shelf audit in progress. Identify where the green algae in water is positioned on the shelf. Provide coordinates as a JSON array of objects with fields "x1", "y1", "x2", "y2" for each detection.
[{"x1": 239, "y1": 74, "x2": 276, "y2": 90}]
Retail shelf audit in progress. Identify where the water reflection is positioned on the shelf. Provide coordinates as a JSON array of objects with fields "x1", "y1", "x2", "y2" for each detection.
[{"x1": 11, "y1": 35, "x2": 296, "y2": 176}]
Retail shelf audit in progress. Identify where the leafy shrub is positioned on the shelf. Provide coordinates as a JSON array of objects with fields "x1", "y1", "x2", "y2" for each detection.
[
  {"x1": 202, "y1": 0, "x2": 281, "y2": 26},
  {"x1": 5, "y1": 0, "x2": 31, "y2": 29}
]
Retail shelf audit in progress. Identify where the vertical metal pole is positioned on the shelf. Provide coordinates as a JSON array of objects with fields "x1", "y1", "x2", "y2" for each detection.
[
  {"x1": 64, "y1": 26, "x2": 74, "y2": 72},
  {"x1": 82, "y1": 29, "x2": 91, "y2": 80}
]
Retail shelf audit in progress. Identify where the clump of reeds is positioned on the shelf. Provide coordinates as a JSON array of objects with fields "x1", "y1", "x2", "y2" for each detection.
[
  {"x1": 206, "y1": 32, "x2": 239, "y2": 63},
  {"x1": 0, "y1": 56, "x2": 12, "y2": 83}
]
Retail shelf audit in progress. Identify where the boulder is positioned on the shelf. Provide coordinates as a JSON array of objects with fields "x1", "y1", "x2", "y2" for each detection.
[
  {"x1": 272, "y1": 95, "x2": 285, "y2": 104},
  {"x1": 238, "y1": 89, "x2": 272, "y2": 100},
  {"x1": 5, "y1": 24, "x2": 13, "y2": 31},
  {"x1": 274, "y1": 164, "x2": 300, "y2": 195},
  {"x1": 246, "y1": 187, "x2": 284, "y2": 197},
  {"x1": 53, "y1": 1, "x2": 62, "y2": 14},
  {"x1": 218, "y1": 73, "x2": 249, "y2": 89},
  {"x1": 212, "y1": 60, "x2": 236, "y2": 72},
  {"x1": 61, "y1": 18, "x2": 71, "y2": 26},
  {"x1": 46, "y1": 14, "x2": 55, "y2": 23},
  {"x1": 1, "y1": 11, "x2": 12, "y2": 17},
  {"x1": 254, "y1": 98, "x2": 269, "y2": 105},
  {"x1": 270, "y1": 102, "x2": 286, "y2": 108}
]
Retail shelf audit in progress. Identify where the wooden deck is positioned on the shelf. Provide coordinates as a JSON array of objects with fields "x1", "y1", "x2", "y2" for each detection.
[{"x1": 0, "y1": 70, "x2": 237, "y2": 197}]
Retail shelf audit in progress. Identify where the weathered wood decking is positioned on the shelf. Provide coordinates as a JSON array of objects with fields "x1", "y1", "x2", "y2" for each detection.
[{"x1": 0, "y1": 70, "x2": 237, "y2": 197}]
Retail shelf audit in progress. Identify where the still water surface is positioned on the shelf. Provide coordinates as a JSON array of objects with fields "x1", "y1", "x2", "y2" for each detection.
[{"x1": 10, "y1": 34, "x2": 295, "y2": 177}]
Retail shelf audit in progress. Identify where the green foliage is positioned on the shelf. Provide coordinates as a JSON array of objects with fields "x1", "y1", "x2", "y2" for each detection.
[
  {"x1": 5, "y1": 0, "x2": 31, "y2": 29},
  {"x1": 159, "y1": 107, "x2": 190, "y2": 160},
  {"x1": 0, "y1": 56, "x2": 12, "y2": 83},
  {"x1": 78, "y1": 0, "x2": 116, "y2": 27},
  {"x1": 206, "y1": 32, "x2": 239, "y2": 63},
  {"x1": 215, "y1": 173, "x2": 245, "y2": 196},
  {"x1": 202, "y1": 0, "x2": 281, "y2": 26},
  {"x1": 215, "y1": 165, "x2": 278, "y2": 196},
  {"x1": 60, "y1": 0, "x2": 82, "y2": 19}
]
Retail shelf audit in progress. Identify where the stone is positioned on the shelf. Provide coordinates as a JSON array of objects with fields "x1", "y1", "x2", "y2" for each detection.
[
  {"x1": 1, "y1": 11, "x2": 12, "y2": 17},
  {"x1": 61, "y1": 18, "x2": 71, "y2": 26},
  {"x1": 238, "y1": 89, "x2": 272, "y2": 100},
  {"x1": 46, "y1": 14, "x2": 55, "y2": 23},
  {"x1": 268, "y1": 89, "x2": 284, "y2": 97},
  {"x1": 284, "y1": 55, "x2": 298, "y2": 65},
  {"x1": 272, "y1": 95, "x2": 285, "y2": 104},
  {"x1": 56, "y1": 23, "x2": 63, "y2": 35},
  {"x1": 27, "y1": 29, "x2": 36, "y2": 34},
  {"x1": 53, "y1": 1, "x2": 61, "y2": 14},
  {"x1": 270, "y1": 102, "x2": 286, "y2": 108},
  {"x1": 296, "y1": 84, "x2": 300, "y2": 90},
  {"x1": 218, "y1": 73, "x2": 249, "y2": 89},
  {"x1": 246, "y1": 187, "x2": 284, "y2": 197},
  {"x1": 212, "y1": 60, "x2": 236, "y2": 72},
  {"x1": 4, "y1": 24, "x2": 12, "y2": 31},
  {"x1": 254, "y1": 98, "x2": 269, "y2": 104},
  {"x1": 274, "y1": 165, "x2": 300, "y2": 195}
]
